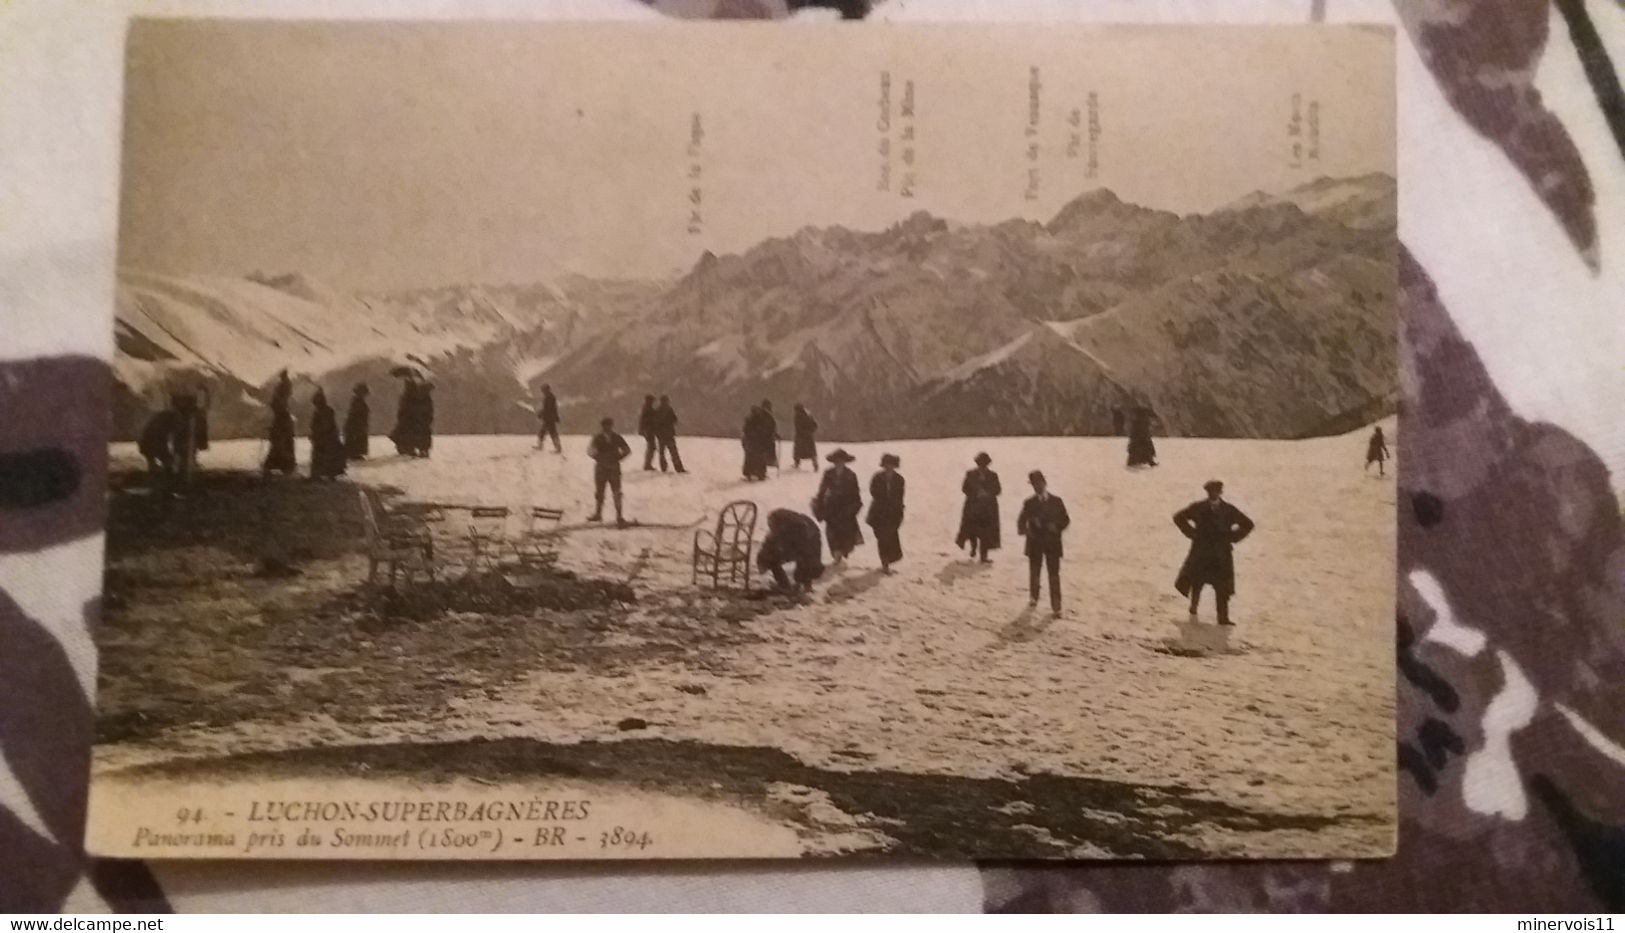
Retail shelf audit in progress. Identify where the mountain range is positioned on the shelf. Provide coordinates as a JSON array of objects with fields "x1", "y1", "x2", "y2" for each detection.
[{"x1": 112, "y1": 173, "x2": 1396, "y2": 442}]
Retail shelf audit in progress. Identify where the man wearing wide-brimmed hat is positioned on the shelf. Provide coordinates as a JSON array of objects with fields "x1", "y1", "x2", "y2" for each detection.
[
  {"x1": 812, "y1": 448, "x2": 863, "y2": 562},
  {"x1": 1172, "y1": 480, "x2": 1255, "y2": 626},
  {"x1": 866, "y1": 453, "x2": 906, "y2": 573},
  {"x1": 956, "y1": 451, "x2": 1002, "y2": 562}
]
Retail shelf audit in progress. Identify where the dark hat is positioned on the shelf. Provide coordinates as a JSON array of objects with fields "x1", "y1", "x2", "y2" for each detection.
[
  {"x1": 600, "y1": 417, "x2": 615, "y2": 428},
  {"x1": 353, "y1": 382, "x2": 369, "y2": 395},
  {"x1": 974, "y1": 452, "x2": 992, "y2": 466},
  {"x1": 880, "y1": 453, "x2": 900, "y2": 468},
  {"x1": 826, "y1": 448, "x2": 855, "y2": 463},
  {"x1": 1028, "y1": 469, "x2": 1046, "y2": 484},
  {"x1": 1204, "y1": 480, "x2": 1224, "y2": 493}
]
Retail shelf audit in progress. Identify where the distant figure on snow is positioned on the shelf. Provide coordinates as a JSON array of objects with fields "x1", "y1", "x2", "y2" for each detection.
[
  {"x1": 308, "y1": 389, "x2": 347, "y2": 480},
  {"x1": 813, "y1": 448, "x2": 863, "y2": 563},
  {"x1": 1126, "y1": 405, "x2": 1158, "y2": 468},
  {"x1": 1016, "y1": 470, "x2": 1070, "y2": 615},
  {"x1": 263, "y1": 370, "x2": 297, "y2": 477},
  {"x1": 741, "y1": 400, "x2": 778, "y2": 481},
  {"x1": 536, "y1": 383, "x2": 562, "y2": 453},
  {"x1": 638, "y1": 394, "x2": 659, "y2": 471},
  {"x1": 586, "y1": 416, "x2": 632, "y2": 526},
  {"x1": 792, "y1": 403, "x2": 819, "y2": 469},
  {"x1": 140, "y1": 390, "x2": 209, "y2": 493},
  {"x1": 343, "y1": 383, "x2": 370, "y2": 460},
  {"x1": 867, "y1": 453, "x2": 906, "y2": 574},
  {"x1": 1173, "y1": 480, "x2": 1255, "y2": 627},
  {"x1": 956, "y1": 451, "x2": 1002, "y2": 563},
  {"x1": 390, "y1": 373, "x2": 434, "y2": 458},
  {"x1": 757, "y1": 508, "x2": 825, "y2": 594},
  {"x1": 1365, "y1": 426, "x2": 1390, "y2": 477},
  {"x1": 653, "y1": 395, "x2": 686, "y2": 473}
]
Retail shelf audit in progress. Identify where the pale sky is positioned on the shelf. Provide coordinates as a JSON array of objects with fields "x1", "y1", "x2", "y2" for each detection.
[{"x1": 120, "y1": 21, "x2": 1394, "y2": 289}]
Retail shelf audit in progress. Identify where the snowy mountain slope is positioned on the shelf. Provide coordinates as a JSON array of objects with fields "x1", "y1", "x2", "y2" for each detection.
[{"x1": 113, "y1": 173, "x2": 1395, "y2": 442}]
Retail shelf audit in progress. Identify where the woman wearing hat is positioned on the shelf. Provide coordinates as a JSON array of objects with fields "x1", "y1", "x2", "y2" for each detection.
[
  {"x1": 1172, "y1": 480, "x2": 1255, "y2": 626},
  {"x1": 867, "y1": 453, "x2": 906, "y2": 573},
  {"x1": 812, "y1": 448, "x2": 864, "y2": 563},
  {"x1": 956, "y1": 452, "x2": 1002, "y2": 562}
]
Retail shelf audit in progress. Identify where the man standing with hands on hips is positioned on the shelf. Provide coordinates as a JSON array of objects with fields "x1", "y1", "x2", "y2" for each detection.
[
  {"x1": 587, "y1": 417, "x2": 632, "y2": 527},
  {"x1": 1016, "y1": 470, "x2": 1070, "y2": 616}
]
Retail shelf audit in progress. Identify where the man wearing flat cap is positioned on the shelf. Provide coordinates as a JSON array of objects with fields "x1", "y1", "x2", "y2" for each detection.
[
  {"x1": 1173, "y1": 480, "x2": 1255, "y2": 626},
  {"x1": 1016, "y1": 470, "x2": 1070, "y2": 615}
]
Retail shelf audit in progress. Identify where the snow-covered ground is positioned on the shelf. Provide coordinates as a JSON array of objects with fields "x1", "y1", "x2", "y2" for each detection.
[{"x1": 104, "y1": 426, "x2": 1396, "y2": 857}]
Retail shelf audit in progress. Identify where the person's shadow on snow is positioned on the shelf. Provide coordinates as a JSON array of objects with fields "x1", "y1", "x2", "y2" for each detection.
[
  {"x1": 823, "y1": 568, "x2": 885, "y2": 604},
  {"x1": 998, "y1": 604, "x2": 1053, "y2": 643},
  {"x1": 935, "y1": 558, "x2": 991, "y2": 588}
]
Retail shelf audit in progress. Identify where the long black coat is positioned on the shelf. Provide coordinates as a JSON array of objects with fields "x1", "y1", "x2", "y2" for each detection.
[
  {"x1": 741, "y1": 407, "x2": 778, "y2": 477},
  {"x1": 309, "y1": 398, "x2": 347, "y2": 479},
  {"x1": 867, "y1": 470, "x2": 905, "y2": 564},
  {"x1": 538, "y1": 391, "x2": 560, "y2": 426},
  {"x1": 264, "y1": 377, "x2": 297, "y2": 474},
  {"x1": 343, "y1": 396, "x2": 369, "y2": 459},
  {"x1": 792, "y1": 409, "x2": 818, "y2": 461},
  {"x1": 1172, "y1": 499, "x2": 1255, "y2": 597},
  {"x1": 1016, "y1": 493, "x2": 1070, "y2": 558},
  {"x1": 956, "y1": 468, "x2": 1002, "y2": 552},
  {"x1": 813, "y1": 465, "x2": 864, "y2": 555}
]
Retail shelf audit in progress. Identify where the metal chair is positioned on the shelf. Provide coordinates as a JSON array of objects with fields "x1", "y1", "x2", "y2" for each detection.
[
  {"x1": 692, "y1": 500, "x2": 757, "y2": 591},
  {"x1": 357, "y1": 488, "x2": 435, "y2": 587},
  {"x1": 514, "y1": 506, "x2": 566, "y2": 568},
  {"x1": 465, "y1": 506, "x2": 511, "y2": 575}
]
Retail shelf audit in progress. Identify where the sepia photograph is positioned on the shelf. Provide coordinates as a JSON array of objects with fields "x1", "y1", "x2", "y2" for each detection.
[{"x1": 90, "y1": 21, "x2": 1397, "y2": 861}]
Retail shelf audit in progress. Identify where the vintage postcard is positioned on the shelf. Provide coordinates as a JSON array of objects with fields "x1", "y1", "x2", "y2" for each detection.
[{"x1": 90, "y1": 20, "x2": 1398, "y2": 860}]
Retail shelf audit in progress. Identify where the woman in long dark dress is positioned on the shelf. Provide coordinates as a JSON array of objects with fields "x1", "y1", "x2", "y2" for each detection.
[
  {"x1": 956, "y1": 451, "x2": 1002, "y2": 562},
  {"x1": 308, "y1": 389, "x2": 347, "y2": 480},
  {"x1": 791, "y1": 403, "x2": 818, "y2": 469},
  {"x1": 1126, "y1": 406, "x2": 1158, "y2": 468},
  {"x1": 812, "y1": 448, "x2": 863, "y2": 563},
  {"x1": 262, "y1": 370, "x2": 297, "y2": 476},
  {"x1": 866, "y1": 453, "x2": 905, "y2": 573},
  {"x1": 390, "y1": 375, "x2": 418, "y2": 456},
  {"x1": 343, "y1": 383, "x2": 370, "y2": 460}
]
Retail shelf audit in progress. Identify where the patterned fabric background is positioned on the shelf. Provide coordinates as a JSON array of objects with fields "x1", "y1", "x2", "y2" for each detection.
[{"x1": 1, "y1": 0, "x2": 1621, "y2": 913}]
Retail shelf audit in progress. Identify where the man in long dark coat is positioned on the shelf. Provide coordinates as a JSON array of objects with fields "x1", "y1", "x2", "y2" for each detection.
[
  {"x1": 757, "y1": 508, "x2": 825, "y2": 593},
  {"x1": 1173, "y1": 480, "x2": 1255, "y2": 626},
  {"x1": 792, "y1": 403, "x2": 818, "y2": 469},
  {"x1": 867, "y1": 453, "x2": 905, "y2": 573},
  {"x1": 813, "y1": 448, "x2": 863, "y2": 563},
  {"x1": 586, "y1": 416, "x2": 632, "y2": 526},
  {"x1": 741, "y1": 403, "x2": 775, "y2": 481},
  {"x1": 343, "y1": 383, "x2": 370, "y2": 460},
  {"x1": 638, "y1": 395, "x2": 659, "y2": 471},
  {"x1": 308, "y1": 389, "x2": 347, "y2": 480},
  {"x1": 653, "y1": 395, "x2": 686, "y2": 473},
  {"x1": 1127, "y1": 405, "x2": 1158, "y2": 467},
  {"x1": 536, "y1": 383, "x2": 562, "y2": 453},
  {"x1": 1016, "y1": 470, "x2": 1070, "y2": 615},
  {"x1": 263, "y1": 370, "x2": 297, "y2": 476},
  {"x1": 956, "y1": 451, "x2": 1002, "y2": 562}
]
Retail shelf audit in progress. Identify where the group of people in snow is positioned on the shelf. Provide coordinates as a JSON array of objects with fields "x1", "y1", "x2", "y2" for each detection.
[
  {"x1": 256, "y1": 369, "x2": 422, "y2": 480},
  {"x1": 756, "y1": 453, "x2": 1254, "y2": 624},
  {"x1": 134, "y1": 375, "x2": 1391, "y2": 626}
]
